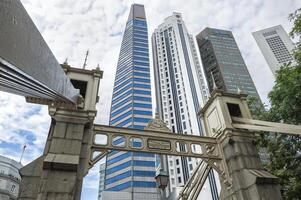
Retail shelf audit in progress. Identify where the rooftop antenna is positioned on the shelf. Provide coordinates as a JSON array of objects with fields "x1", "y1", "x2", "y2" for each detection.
[
  {"x1": 19, "y1": 144, "x2": 26, "y2": 164},
  {"x1": 83, "y1": 50, "x2": 89, "y2": 69}
]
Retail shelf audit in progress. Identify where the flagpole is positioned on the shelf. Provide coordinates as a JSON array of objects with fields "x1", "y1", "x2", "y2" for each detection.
[{"x1": 19, "y1": 144, "x2": 26, "y2": 163}]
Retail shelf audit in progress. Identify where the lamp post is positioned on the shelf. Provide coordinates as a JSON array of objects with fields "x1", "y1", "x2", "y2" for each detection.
[{"x1": 155, "y1": 169, "x2": 169, "y2": 199}]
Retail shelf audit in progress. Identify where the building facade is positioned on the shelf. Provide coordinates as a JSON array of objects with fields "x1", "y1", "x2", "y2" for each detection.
[
  {"x1": 0, "y1": 155, "x2": 22, "y2": 200},
  {"x1": 196, "y1": 28, "x2": 260, "y2": 99},
  {"x1": 152, "y1": 13, "x2": 218, "y2": 200},
  {"x1": 103, "y1": 4, "x2": 157, "y2": 200},
  {"x1": 98, "y1": 163, "x2": 106, "y2": 200},
  {"x1": 252, "y1": 25, "x2": 296, "y2": 76}
]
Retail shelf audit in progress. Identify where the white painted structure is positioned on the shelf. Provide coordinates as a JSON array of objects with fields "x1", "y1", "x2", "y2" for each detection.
[
  {"x1": 253, "y1": 25, "x2": 296, "y2": 76},
  {"x1": 152, "y1": 13, "x2": 218, "y2": 200},
  {"x1": 0, "y1": 155, "x2": 22, "y2": 200}
]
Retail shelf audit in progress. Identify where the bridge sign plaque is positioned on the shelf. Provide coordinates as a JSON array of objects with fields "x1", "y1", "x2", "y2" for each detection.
[{"x1": 147, "y1": 139, "x2": 171, "y2": 150}]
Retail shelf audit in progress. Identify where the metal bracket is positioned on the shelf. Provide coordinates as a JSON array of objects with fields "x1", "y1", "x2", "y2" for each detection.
[{"x1": 89, "y1": 150, "x2": 107, "y2": 169}]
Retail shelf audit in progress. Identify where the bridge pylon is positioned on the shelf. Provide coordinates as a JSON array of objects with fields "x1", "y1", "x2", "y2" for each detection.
[
  {"x1": 199, "y1": 90, "x2": 282, "y2": 200},
  {"x1": 18, "y1": 65, "x2": 103, "y2": 200}
]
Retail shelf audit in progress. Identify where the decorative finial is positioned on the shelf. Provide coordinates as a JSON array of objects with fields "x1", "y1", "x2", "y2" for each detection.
[
  {"x1": 83, "y1": 50, "x2": 89, "y2": 69},
  {"x1": 211, "y1": 72, "x2": 217, "y2": 89},
  {"x1": 96, "y1": 63, "x2": 100, "y2": 70},
  {"x1": 145, "y1": 112, "x2": 171, "y2": 133},
  {"x1": 63, "y1": 58, "x2": 68, "y2": 65},
  {"x1": 237, "y1": 86, "x2": 242, "y2": 94}
]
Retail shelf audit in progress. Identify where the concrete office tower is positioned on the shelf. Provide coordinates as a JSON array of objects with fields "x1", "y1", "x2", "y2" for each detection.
[
  {"x1": 196, "y1": 28, "x2": 260, "y2": 99},
  {"x1": 103, "y1": 4, "x2": 157, "y2": 200},
  {"x1": 152, "y1": 13, "x2": 219, "y2": 200},
  {"x1": 0, "y1": 155, "x2": 22, "y2": 200},
  {"x1": 253, "y1": 25, "x2": 296, "y2": 76}
]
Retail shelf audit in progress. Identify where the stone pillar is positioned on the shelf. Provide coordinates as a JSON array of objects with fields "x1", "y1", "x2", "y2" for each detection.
[
  {"x1": 19, "y1": 107, "x2": 95, "y2": 200},
  {"x1": 219, "y1": 131, "x2": 282, "y2": 200},
  {"x1": 199, "y1": 90, "x2": 282, "y2": 200}
]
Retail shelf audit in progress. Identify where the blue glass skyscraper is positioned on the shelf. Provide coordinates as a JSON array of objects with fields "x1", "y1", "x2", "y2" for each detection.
[{"x1": 103, "y1": 4, "x2": 157, "y2": 200}]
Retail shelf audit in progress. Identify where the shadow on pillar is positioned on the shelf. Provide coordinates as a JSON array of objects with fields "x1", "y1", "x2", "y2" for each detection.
[
  {"x1": 19, "y1": 112, "x2": 94, "y2": 200},
  {"x1": 19, "y1": 156, "x2": 44, "y2": 199},
  {"x1": 219, "y1": 133, "x2": 282, "y2": 200}
]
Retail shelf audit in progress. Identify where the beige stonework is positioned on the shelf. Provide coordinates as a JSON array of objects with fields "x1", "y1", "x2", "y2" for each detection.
[
  {"x1": 219, "y1": 132, "x2": 281, "y2": 200},
  {"x1": 18, "y1": 82, "x2": 284, "y2": 200},
  {"x1": 19, "y1": 108, "x2": 96, "y2": 200},
  {"x1": 199, "y1": 90, "x2": 282, "y2": 200},
  {"x1": 19, "y1": 65, "x2": 102, "y2": 200}
]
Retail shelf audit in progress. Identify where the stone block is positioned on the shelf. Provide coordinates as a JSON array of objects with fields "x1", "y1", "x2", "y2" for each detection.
[
  {"x1": 227, "y1": 155, "x2": 252, "y2": 174},
  {"x1": 232, "y1": 169, "x2": 282, "y2": 200},
  {"x1": 39, "y1": 171, "x2": 77, "y2": 193},
  {"x1": 243, "y1": 169, "x2": 278, "y2": 187},
  {"x1": 19, "y1": 176, "x2": 41, "y2": 199},
  {"x1": 223, "y1": 143, "x2": 235, "y2": 160},
  {"x1": 49, "y1": 138, "x2": 82, "y2": 155},
  {"x1": 65, "y1": 123, "x2": 84, "y2": 140},
  {"x1": 20, "y1": 156, "x2": 43, "y2": 177},
  {"x1": 53, "y1": 122, "x2": 67, "y2": 138},
  {"x1": 245, "y1": 142, "x2": 257, "y2": 156},
  {"x1": 230, "y1": 171, "x2": 244, "y2": 191},
  {"x1": 44, "y1": 153, "x2": 79, "y2": 171},
  {"x1": 256, "y1": 184, "x2": 282, "y2": 200},
  {"x1": 19, "y1": 156, "x2": 44, "y2": 199}
]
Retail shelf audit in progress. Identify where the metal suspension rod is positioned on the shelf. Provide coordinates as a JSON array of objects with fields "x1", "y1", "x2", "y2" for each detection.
[
  {"x1": 178, "y1": 161, "x2": 203, "y2": 199},
  {"x1": 191, "y1": 164, "x2": 211, "y2": 200},
  {"x1": 177, "y1": 161, "x2": 211, "y2": 200}
]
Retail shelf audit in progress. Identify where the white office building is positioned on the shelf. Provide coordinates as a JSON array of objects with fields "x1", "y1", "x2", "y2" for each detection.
[
  {"x1": 0, "y1": 155, "x2": 22, "y2": 200},
  {"x1": 152, "y1": 13, "x2": 219, "y2": 200},
  {"x1": 253, "y1": 25, "x2": 296, "y2": 76}
]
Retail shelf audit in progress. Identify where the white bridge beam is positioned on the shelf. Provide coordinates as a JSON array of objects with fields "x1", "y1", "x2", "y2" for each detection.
[
  {"x1": 0, "y1": 0, "x2": 79, "y2": 103},
  {"x1": 232, "y1": 117, "x2": 301, "y2": 136}
]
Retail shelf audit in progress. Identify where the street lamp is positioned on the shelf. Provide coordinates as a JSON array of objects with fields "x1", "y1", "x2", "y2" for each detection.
[{"x1": 155, "y1": 170, "x2": 169, "y2": 190}]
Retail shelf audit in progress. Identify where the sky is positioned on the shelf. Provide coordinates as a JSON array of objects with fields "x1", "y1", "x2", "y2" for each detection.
[{"x1": 0, "y1": 0, "x2": 300, "y2": 199}]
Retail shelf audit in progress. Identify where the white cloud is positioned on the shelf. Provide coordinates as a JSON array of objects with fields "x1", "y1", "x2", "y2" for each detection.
[
  {"x1": 1, "y1": 0, "x2": 300, "y2": 199},
  {"x1": 0, "y1": 92, "x2": 50, "y2": 164}
]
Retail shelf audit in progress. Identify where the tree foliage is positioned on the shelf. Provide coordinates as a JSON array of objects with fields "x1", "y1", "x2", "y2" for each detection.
[
  {"x1": 290, "y1": 8, "x2": 301, "y2": 64},
  {"x1": 247, "y1": 8, "x2": 301, "y2": 200}
]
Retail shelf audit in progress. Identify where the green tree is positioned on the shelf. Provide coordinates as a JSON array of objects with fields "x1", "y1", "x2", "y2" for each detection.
[
  {"x1": 248, "y1": 8, "x2": 301, "y2": 199},
  {"x1": 290, "y1": 8, "x2": 301, "y2": 64},
  {"x1": 267, "y1": 62, "x2": 301, "y2": 199}
]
